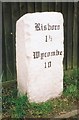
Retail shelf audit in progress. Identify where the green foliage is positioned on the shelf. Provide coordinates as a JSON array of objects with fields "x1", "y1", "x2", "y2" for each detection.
[
  {"x1": 30, "y1": 100, "x2": 53, "y2": 116},
  {"x1": 11, "y1": 95, "x2": 30, "y2": 118},
  {"x1": 2, "y1": 86, "x2": 17, "y2": 113},
  {"x1": 63, "y1": 68, "x2": 79, "y2": 99},
  {"x1": 2, "y1": 68, "x2": 79, "y2": 118},
  {"x1": 64, "y1": 84, "x2": 77, "y2": 98},
  {"x1": 10, "y1": 95, "x2": 53, "y2": 118}
]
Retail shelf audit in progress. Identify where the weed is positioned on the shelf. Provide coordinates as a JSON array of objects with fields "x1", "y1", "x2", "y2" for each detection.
[
  {"x1": 11, "y1": 95, "x2": 30, "y2": 118},
  {"x1": 63, "y1": 68, "x2": 78, "y2": 99},
  {"x1": 30, "y1": 100, "x2": 53, "y2": 117}
]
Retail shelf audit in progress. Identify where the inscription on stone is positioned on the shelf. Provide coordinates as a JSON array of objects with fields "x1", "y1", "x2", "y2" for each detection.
[{"x1": 16, "y1": 12, "x2": 64, "y2": 103}]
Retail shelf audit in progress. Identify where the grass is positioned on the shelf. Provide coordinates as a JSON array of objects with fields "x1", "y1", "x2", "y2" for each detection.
[
  {"x1": 2, "y1": 68, "x2": 79, "y2": 118},
  {"x1": 63, "y1": 69, "x2": 79, "y2": 99},
  {"x1": 10, "y1": 96, "x2": 29, "y2": 118}
]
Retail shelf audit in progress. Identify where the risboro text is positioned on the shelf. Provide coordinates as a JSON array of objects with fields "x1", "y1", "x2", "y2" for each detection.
[{"x1": 35, "y1": 23, "x2": 60, "y2": 31}]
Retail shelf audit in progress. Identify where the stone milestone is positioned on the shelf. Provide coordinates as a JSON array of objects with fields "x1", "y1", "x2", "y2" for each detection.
[{"x1": 16, "y1": 12, "x2": 64, "y2": 103}]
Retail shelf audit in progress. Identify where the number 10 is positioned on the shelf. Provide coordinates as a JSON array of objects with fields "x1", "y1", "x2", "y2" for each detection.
[{"x1": 45, "y1": 61, "x2": 51, "y2": 68}]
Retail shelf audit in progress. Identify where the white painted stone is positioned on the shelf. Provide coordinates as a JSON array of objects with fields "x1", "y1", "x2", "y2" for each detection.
[{"x1": 16, "y1": 12, "x2": 64, "y2": 103}]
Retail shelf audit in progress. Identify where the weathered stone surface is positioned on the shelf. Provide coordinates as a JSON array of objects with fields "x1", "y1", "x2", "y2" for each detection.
[{"x1": 16, "y1": 12, "x2": 64, "y2": 103}]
